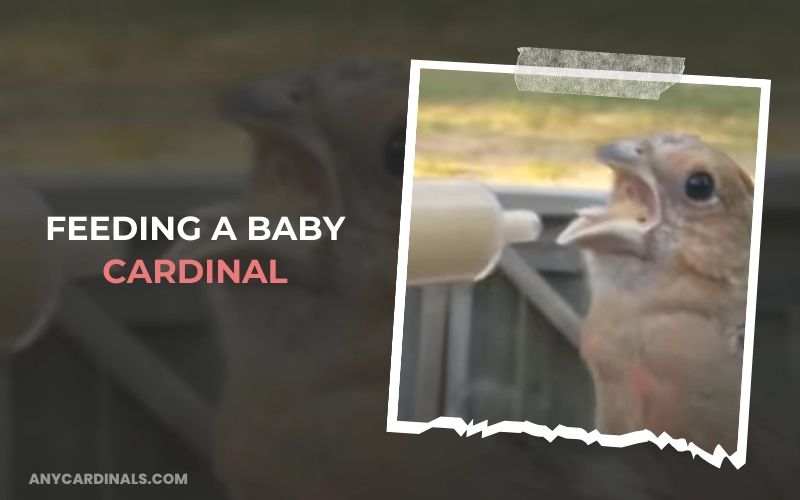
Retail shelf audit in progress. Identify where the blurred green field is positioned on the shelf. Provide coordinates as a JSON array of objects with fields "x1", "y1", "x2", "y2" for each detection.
[
  {"x1": 0, "y1": 0, "x2": 788, "y2": 176},
  {"x1": 415, "y1": 70, "x2": 762, "y2": 188},
  {"x1": 419, "y1": 71, "x2": 762, "y2": 116}
]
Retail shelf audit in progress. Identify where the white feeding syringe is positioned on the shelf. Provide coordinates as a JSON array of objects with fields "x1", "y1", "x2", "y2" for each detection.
[{"x1": 406, "y1": 178, "x2": 542, "y2": 287}]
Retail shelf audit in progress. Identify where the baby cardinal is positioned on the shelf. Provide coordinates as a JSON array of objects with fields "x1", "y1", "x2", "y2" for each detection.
[{"x1": 557, "y1": 132, "x2": 753, "y2": 455}]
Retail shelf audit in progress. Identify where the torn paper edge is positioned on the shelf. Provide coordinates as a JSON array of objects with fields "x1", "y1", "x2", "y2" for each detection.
[
  {"x1": 387, "y1": 59, "x2": 771, "y2": 470},
  {"x1": 515, "y1": 47, "x2": 684, "y2": 99}
]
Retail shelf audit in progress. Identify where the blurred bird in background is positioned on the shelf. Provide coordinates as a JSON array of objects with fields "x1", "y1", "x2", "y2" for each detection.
[
  {"x1": 557, "y1": 132, "x2": 751, "y2": 454},
  {"x1": 164, "y1": 58, "x2": 591, "y2": 500}
]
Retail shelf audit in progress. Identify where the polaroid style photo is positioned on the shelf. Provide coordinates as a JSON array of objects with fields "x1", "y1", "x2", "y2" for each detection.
[{"x1": 387, "y1": 59, "x2": 770, "y2": 468}]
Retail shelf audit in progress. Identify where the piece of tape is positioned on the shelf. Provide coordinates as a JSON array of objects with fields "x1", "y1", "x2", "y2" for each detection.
[{"x1": 515, "y1": 48, "x2": 684, "y2": 100}]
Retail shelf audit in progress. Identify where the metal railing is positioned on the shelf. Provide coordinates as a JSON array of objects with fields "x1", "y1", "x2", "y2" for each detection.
[{"x1": 399, "y1": 187, "x2": 599, "y2": 427}]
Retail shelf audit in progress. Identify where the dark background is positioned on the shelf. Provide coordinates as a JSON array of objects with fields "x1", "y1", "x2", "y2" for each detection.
[
  {"x1": 0, "y1": 0, "x2": 796, "y2": 174},
  {"x1": 2, "y1": 1, "x2": 798, "y2": 499}
]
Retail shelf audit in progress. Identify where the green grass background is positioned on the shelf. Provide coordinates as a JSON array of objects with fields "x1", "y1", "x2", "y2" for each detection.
[{"x1": 415, "y1": 70, "x2": 761, "y2": 187}]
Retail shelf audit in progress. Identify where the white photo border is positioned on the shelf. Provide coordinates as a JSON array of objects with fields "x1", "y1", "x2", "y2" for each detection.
[{"x1": 387, "y1": 59, "x2": 770, "y2": 469}]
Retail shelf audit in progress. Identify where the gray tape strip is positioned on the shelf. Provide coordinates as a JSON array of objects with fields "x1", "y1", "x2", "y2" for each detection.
[{"x1": 515, "y1": 48, "x2": 685, "y2": 100}]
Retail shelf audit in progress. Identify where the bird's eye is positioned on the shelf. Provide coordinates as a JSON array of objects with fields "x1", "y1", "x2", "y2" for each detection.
[
  {"x1": 384, "y1": 129, "x2": 406, "y2": 178},
  {"x1": 684, "y1": 171, "x2": 716, "y2": 202}
]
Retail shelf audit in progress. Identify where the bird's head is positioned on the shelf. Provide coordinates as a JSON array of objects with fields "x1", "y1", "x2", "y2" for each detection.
[
  {"x1": 220, "y1": 57, "x2": 408, "y2": 223},
  {"x1": 557, "y1": 133, "x2": 754, "y2": 283},
  {"x1": 165, "y1": 58, "x2": 410, "y2": 292}
]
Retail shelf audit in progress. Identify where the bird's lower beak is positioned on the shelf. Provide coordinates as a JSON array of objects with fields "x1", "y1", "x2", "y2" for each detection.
[{"x1": 556, "y1": 138, "x2": 661, "y2": 256}]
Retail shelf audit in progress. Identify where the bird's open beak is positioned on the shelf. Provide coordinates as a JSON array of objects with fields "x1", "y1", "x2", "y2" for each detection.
[
  {"x1": 218, "y1": 74, "x2": 345, "y2": 221},
  {"x1": 556, "y1": 138, "x2": 662, "y2": 256},
  {"x1": 162, "y1": 202, "x2": 253, "y2": 262},
  {"x1": 161, "y1": 200, "x2": 324, "y2": 268}
]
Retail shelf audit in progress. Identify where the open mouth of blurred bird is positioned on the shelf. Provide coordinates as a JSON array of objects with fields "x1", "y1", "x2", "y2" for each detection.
[{"x1": 556, "y1": 151, "x2": 661, "y2": 255}]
